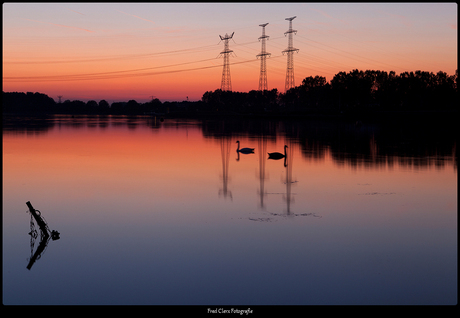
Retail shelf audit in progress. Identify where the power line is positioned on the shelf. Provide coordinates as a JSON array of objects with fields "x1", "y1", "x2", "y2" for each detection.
[
  {"x1": 4, "y1": 17, "x2": 452, "y2": 89},
  {"x1": 3, "y1": 44, "x2": 220, "y2": 65},
  {"x1": 4, "y1": 57, "x2": 261, "y2": 82},
  {"x1": 296, "y1": 35, "x2": 404, "y2": 71},
  {"x1": 282, "y1": 16, "x2": 299, "y2": 92},
  {"x1": 257, "y1": 23, "x2": 271, "y2": 91},
  {"x1": 218, "y1": 32, "x2": 235, "y2": 91},
  {"x1": 4, "y1": 57, "x2": 217, "y2": 81}
]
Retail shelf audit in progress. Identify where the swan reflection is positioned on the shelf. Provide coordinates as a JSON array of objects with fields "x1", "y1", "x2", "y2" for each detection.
[
  {"x1": 268, "y1": 145, "x2": 288, "y2": 167},
  {"x1": 236, "y1": 140, "x2": 255, "y2": 154},
  {"x1": 218, "y1": 138, "x2": 300, "y2": 216},
  {"x1": 283, "y1": 144, "x2": 295, "y2": 215},
  {"x1": 263, "y1": 142, "x2": 298, "y2": 216},
  {"x1": 236, "y1": 140, "x2": 254, "y2": 161},
  {"x1": 257, "y1": 142, "x2": 297, "y2": 217}
]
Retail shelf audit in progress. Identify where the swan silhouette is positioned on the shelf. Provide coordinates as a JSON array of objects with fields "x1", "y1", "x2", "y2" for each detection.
[
  {"x1": 236, "y1": 140, "x2": 254, "y2": 154},
  {"x1": 268, "y1": 145, "x2": 287, "y2": 160}
]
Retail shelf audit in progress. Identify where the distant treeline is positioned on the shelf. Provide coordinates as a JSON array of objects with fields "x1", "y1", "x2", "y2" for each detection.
[
  {"x1": 202, "y1": 69, "x2": 458, "y2": 115},
  {"x1": 3, "y1": 69, "x2": 458, "y2": 117}
]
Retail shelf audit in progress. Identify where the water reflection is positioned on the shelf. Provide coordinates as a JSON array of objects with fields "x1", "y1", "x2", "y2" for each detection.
[
  {"x1": 257, "y1": 137, "x2": 268, "y2": 209},
  {"x1": 268, "y1": 144, "x2": 288, "y2": 162},
  {"x1": 264, "y1": 142, "x2": 298, "y2": 216},
  {"x1": 2, "y1": 114, "x2": 457, "y2": 305},
  {"x1": 219, "y1": 138, "x2": 233, "y2": 200},
  {"x1": 283, "y1": 144, "x2": 295, "y2": 214},
  {"x1": 25, "y1": 201, "x2": 60, "y2": 270},
  {"x1": 27, "y1": 227, "x2": 52, "y2": 270},
  {"x1": 203, "y1": 117, "x2": 456, "y2": 170},
  {"x1": 3, "y1": 114, "x2": 456, "y2": 170},
  {"x1": 2, "y1": 115, "x2": 54, "y2": 135},
  {"x1": 236, "y1": 140, "x2": 255, "y2": 159}
]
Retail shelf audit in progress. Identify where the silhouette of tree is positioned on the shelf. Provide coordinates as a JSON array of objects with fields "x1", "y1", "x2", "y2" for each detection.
[
  {"x1": 61, "y1": 99, "x2": 86, "y2": 114},
  {"x1": 330, "y1": 69, "x2": 374, "y2": 113},
  {"x1": 98, "y1": 100, "x2": 110, "y2": 114},
  {"x1": 143, "y1": 98, "x2": 162, "y2": 114},
  {"x1": 110, "y1": 102, "x2": 126, "y2": 114},
  {"x1": 126, "y1": 99, "x2": 140, "y2": 114},
  {"x1": 432, "y1": 71, "x2": 457, "y2": 110},
  {"x1": 3, "y1": 68, "x2": 458, "y2": 117},
  {"x1": 85, "y1": 100, "x2": 98, "y2": 113},
  {"x1": 297, "y1": 75, "x2": 332, "y2": 112},
  {"x1": 2, "y1": 91, "x2": 56, "y2": 113}
]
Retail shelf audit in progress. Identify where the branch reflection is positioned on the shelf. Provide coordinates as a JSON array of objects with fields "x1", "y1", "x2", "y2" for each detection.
[{"x1": 25, "y1": 202, "x2": 60, "y2": 270}]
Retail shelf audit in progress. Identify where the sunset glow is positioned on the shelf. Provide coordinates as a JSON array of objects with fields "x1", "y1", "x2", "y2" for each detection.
[{"x1": 3, "y1": 3, "x2": 457, "y2": 102}]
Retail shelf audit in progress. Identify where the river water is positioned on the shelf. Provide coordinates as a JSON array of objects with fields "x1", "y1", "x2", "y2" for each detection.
[{"x1": 2, "y1": 114, "x2": 457, "y2": 305}]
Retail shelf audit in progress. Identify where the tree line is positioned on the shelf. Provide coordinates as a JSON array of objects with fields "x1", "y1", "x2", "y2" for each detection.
[
  {"x1": 3, "y1": 69, "x2": 458, "y2": 116},
  {"x1": 202, "y1": 69, "x2": 458, "y2": 115},
  {"x1": 2, "y1": 92, "x2": 167, "y2": 115}
]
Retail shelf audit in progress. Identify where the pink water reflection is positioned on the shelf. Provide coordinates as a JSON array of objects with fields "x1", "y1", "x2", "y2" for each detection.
[{"x1": 2, "y1": 115, "x2": 457, "y2": 305}]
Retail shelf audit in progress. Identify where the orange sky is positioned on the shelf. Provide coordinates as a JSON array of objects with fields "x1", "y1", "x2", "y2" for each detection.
[{"x1": 3, "y1": 3, "x2": 457, "y2": 102}]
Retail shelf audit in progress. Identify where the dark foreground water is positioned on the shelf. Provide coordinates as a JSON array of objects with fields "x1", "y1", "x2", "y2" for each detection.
[{"x1": 2, "y1": 114, "x2": 457, "y2": 306}]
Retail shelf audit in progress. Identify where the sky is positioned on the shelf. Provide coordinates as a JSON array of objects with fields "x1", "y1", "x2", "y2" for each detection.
[{"x1": 2, "y1": 2, "x2": 457, "y2": 102}]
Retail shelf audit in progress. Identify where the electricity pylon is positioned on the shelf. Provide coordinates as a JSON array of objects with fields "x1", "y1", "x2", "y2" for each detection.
[
  {"x1": 218, "y1": 32, "x2": 235, "y2": 91},
  {"x1": 282, "y1": 16, "x2": 299, "y2": 92},
  {"x1": 257, "y1": 23, "x2": 270, "y2": 91}
]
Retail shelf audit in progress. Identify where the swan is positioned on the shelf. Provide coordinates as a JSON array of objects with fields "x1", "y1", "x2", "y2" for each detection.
[
  {"x1": 236, "y1": 140, "x2": 254, "y2": 154},
  {"x1": 268, "y1": 145, "x2": 287, "y2": 160}
]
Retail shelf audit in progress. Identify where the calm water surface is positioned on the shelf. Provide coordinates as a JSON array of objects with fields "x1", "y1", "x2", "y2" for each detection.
[{"x1": 2, "y1": 115, "x2": 457, "y2": 305}]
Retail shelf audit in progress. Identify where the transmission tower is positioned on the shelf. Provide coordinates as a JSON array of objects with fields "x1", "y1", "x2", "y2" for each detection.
[
  {"x1": 218, "y1": 32, "x2": 235, "y2": 91},
  {"x1": 57, "y1": 96, "x2": 62, "y2": 103},
  {"x1": 282, "y1": 16, "x2": 299, "y2": 92},
  {"x1": 257, "y1": 23, "x2": 271, "y2": 91}
]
